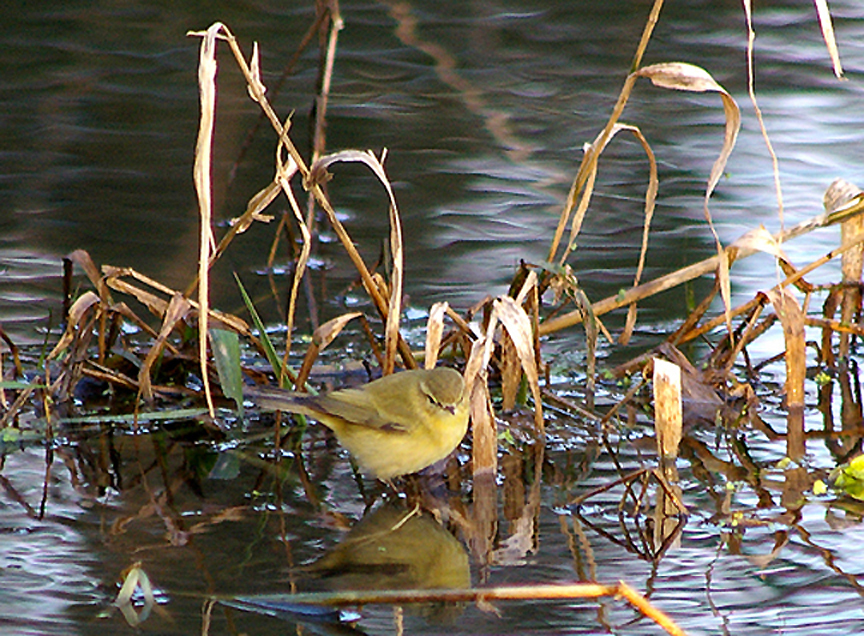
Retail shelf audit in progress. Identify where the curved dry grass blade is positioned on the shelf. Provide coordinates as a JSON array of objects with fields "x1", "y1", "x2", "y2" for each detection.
[
  {"x1": 274, "y1": 151, "x2": 308, "y2": 384},
  {"x1": 611, "y1": 124, "x2": 658, "y2": 345},
  {"x1": 188, "y1": 25, "x2": 415, "y2": 368},
  {"x1": 634, "y1": 62, "x2": 740, "y2": 222},
  {"x1": 193, "y1": 23, "x2": 222, "y2": 418},
  {"x1": 103, "y1": 268, "x2": 250, "y2": 336},
  {"x1": 139, "y1": 294, "x2": 192, "y2": 403},
  {"x1": 635, "y1": 61, "x2": 741, "y2": 337},
  {"x1": 549, "y1": 0, "x2": 665, "y2": 264},
  {"x1": 310, "y1": 149, "x2": 405, "y2": 374},
  {"x1": 814, "y1": 0, "x2": 845, "y2": 79},
  {"x1": 556, "y1": 122, "x2": 657, "y2": 294},
  {"x1": 424, "y1": 301, "x2": 449, "y2": 369},
  {"x1": 65, "y1": 250, "x2": 110, "y2": 301},
  {"x1": 47, "y1": 291, "x2": 101, "y2": 361},
  {"x1": 548, "y1": 73, "x2": 638, "y2": 264},
  {"x1": 743, "y1": 0, "x2": 785, "y2": 229}
]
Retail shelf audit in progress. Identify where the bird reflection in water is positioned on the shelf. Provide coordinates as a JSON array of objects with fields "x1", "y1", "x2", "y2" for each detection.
[{"x1": 307, "y1": 501, "x2": 471, "y2": 623}]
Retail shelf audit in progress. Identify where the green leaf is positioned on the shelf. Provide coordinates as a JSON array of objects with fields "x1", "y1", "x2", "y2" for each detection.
[
  {"x1": 234, "y1": 273, "x2": 284, "y2": 379},
  {"x1": 210, "y1": 327, "x2": 244, "y2": 415},
  {"x1": 832, "y1": 454, "x2": 864, "y2": 500}
]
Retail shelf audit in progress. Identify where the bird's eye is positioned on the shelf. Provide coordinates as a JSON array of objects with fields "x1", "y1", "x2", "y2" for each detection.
[{"x1": 426, "y1": 393, "x2": 438, "y2": 407}]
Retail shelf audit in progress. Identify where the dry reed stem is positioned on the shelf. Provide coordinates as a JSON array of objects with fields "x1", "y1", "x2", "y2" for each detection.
[
  {"x1": 629, "y1": 0, "x2": 664, "y2": 73},
  {"x1": 677, "y1": 231, "x2": 864, "y2": 346},
  {"x1": 241, "y1": 581, "x2": 685, "y2": 636},
  {"x1": 311, "y1": 0, "x2": 343, "y2": 163},
  {"x1": 766, "y1": 288, "x2": 806, "y2": 459},
  {"x1": 540, "y1": 187, "x2": 864, "y2": 335},
  {"x1": 743, "y1": 0, "x2": 785, "y2": 229},
  {"x1": 548, "y1": 0, "x2": 662, "y2": 269}
]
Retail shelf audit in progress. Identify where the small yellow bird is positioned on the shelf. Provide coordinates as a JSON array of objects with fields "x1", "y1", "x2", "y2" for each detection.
[{"x1": 246, "y1": 367, "x2": 469, "y2": 480}]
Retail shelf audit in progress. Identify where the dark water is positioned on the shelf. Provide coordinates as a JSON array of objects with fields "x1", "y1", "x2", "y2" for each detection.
[{"x1": 2, "y1": 1, "x2": 864, "y2": 634}]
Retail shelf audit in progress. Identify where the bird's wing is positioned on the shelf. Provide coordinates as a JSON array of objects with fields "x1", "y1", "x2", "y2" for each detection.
[{"x1": 311, "y1": 388, "x2": 411, "y2": 432}]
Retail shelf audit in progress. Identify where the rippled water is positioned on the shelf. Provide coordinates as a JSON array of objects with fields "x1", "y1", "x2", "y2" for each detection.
[{"x1": 2, "y1": 1, "x2": 864, "y2": 634}]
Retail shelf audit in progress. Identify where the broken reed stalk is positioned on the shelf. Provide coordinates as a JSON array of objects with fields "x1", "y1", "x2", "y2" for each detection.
[
  {"x1": 652, "y1": 358, "x2": 683, "y2": 551},
  {"x1": 228, "y1": 582, "x2": 686, "y2": 636},
  {"x1": 766, "y1": 289, "x2": 806, "y2": 460},
  {"x1": 839, "y1": 206, "x2": 864, "y2": 359},
  {"x1": 540, "y1": 191, "x2": 864, "y2": 336}
]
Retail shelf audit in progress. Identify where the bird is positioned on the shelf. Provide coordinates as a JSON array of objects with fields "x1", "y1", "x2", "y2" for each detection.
[{"x1": 245, "y1": 367, "x2": 469, "y2": 480}]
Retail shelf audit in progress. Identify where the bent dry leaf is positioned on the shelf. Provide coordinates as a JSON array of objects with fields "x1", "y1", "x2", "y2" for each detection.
[
  {"x1": 48, "y1": 291, "x2": 101, "y2": 361},
  {"x1": 295, "y1": 312, "x2": 363, "y2": 389},
  {"x1": 635, "y1": 61, "x2": 741, "y2": 338},
  {"x1": 465, "y1": 320, "x2": 497, "y2": 477},
  {"x1": 309, "y1": 149, "x2": 406, "y2": 375},
  {"x1": 814, "y1": 0, "x2": 845, "y2": 79},
  {"x1": 139, "y1": 294, "x2": 192, "y2": 403},
  {"x1": 493, "y1": 296, "x2": 544, "y2": 434},
  {"x1": 824, "y1": 178, "x2": 864, "y2": 219}
]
